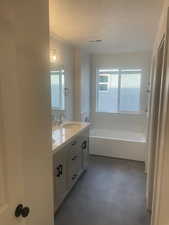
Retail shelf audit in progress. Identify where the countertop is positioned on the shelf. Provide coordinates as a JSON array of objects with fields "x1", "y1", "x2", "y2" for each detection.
[{"x1": 52, "y1": 121, "x2": 90, "y2": 153}]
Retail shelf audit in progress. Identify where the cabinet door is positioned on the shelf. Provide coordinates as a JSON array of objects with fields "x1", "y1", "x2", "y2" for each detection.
[
  {"x1": 53, "y1": 148, "x2": 67, "y2": 211},
  {"x1": 79, "y1": 129, "x2": 89, "y2": 170},
  {"x1": 81, "y1": 138, "x2": 89, "y2": 170}
]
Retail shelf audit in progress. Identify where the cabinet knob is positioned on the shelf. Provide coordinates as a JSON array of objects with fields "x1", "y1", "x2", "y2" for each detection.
[
  {"x1": 72, "y1": 174, "x2": 77, "y2": 180},
  {"x1": 71, "y1": 140, "x2": 77, "y2": 146},
  {"x1": 72, "y1": 155, "x2": 77, "y2": 161}
]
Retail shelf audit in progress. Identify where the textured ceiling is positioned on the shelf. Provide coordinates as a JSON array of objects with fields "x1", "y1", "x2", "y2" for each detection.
[{"x1": 50, "y1": 0, "x2": 164, "y2": 53}]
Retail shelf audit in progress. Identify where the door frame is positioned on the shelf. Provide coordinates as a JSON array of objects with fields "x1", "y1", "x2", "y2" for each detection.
[
  {"x1": 150, "y1": 7, "x2": 169, "y2": 225},
  {"x1": 146, "y1": 35, "x2": 166, "y2": 211}
]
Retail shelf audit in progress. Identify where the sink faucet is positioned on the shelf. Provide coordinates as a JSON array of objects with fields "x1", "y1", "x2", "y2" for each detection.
[{"x1": 57, "y1": 111, "x2": 64, "y2": 126}]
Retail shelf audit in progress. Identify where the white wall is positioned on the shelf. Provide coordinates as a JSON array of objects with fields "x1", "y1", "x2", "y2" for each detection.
[
  {"x1": 74, "y1": 48, "x2": 91, "y2": 121},
  {"x1": 91, "y1": 52, "x2": 152, "y2": 133},
  {"x1": 50, "y1": 35, "x2": 75, "y2": 120}
]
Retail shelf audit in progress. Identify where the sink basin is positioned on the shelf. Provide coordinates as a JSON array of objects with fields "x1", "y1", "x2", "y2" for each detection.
[
  {"x1": 52, "y1": 138, "x2": 56, "y2": 144},
  {"x1": 61, "y1": 122, "x2": 81, "y2": 129}
]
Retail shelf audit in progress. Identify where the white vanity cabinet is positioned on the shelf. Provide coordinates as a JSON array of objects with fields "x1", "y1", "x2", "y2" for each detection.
[{"x1": 53, "y1": 128, "x2": 89, "y2": 212}]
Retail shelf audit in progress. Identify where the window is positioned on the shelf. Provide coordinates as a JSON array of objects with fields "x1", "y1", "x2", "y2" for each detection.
[
  {"x1": 50, "y1": 68, "x2": 65, "y2": 110},
  {"x1": 96, "y1": 68, "x2": 141, "y2": 113}
]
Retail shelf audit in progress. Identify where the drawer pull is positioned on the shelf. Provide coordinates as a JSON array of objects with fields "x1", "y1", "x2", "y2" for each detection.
[
  {"x1": 72, "y1": 174, "x2": 77, "y2": 180},
  {"x1": 72, "y1": 155, "x2": 77, "y2": 161},
  {"x1": 71, "y1": 140, "x2": 77, "y2": 146}
]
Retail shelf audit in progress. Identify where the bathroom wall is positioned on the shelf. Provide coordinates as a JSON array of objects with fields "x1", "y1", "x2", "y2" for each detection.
[
  {"x1": 91, "y1": 51, "x2": 152, "y2": 133},
  {"x1": 50, "y1": 35, "x2": 75, "y2": 120},
  {"x1": 74, "y1": 48, "x2": 91, "y2": 121}
]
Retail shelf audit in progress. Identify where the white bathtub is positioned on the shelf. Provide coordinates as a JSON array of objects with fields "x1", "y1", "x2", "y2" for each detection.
[{"x1": 89, "y1": 129, "x2": 146, "y2": 162}]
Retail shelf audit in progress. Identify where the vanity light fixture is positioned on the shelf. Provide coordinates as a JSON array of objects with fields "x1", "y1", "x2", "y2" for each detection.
[
  {"x1": 50, "y1": 49, "x2": 57, "y2": 64},
  {"x1": 52, "y1": 55, "x2": 57, "y2": 62}
]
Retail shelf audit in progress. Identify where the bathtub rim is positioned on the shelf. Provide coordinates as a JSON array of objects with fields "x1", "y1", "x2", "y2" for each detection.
[{"x1": 90, "y1": 129, "x2": 146, "y2": 143}]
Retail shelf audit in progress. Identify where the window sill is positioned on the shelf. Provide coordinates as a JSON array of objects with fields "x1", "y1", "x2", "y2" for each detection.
[
  {"x1": 52, "y1": 107, "x2": 64, "y2": 111},
  {"x1": 95, "y1": 111, "x2": 146, "y2": 116}
]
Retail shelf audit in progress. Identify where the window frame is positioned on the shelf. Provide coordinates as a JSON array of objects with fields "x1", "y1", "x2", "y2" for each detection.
[
  {"x1": 50, "y1": 65, "x2": 65, "y2": 110},
  {"x1": 96, "y1": 67, "x2": 142, "y2": 114}
]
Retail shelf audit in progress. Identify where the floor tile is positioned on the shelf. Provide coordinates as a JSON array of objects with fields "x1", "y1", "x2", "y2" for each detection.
[{"x1": 55, "y1": 156, "x2": 150, "y2": 225}]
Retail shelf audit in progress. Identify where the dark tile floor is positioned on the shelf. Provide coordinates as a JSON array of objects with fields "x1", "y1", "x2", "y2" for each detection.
[{"x1": 55, "y1": 156, "x2": 150, "y2": 225}]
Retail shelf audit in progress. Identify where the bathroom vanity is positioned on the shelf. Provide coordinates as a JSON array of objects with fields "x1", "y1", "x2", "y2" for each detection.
[{"x1": 52, "y1": 122, "x2": 90, "y2": 212}]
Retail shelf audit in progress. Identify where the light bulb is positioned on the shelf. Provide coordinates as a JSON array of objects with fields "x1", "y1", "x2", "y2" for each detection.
[{"x1": 52, "y1": 55, "x2": 57, "y2": 62}]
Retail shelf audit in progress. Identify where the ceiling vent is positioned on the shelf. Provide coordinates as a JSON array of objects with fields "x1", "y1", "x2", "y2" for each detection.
[{"x1": 88, "y1": 40, "x2": 102, "y2": 43}]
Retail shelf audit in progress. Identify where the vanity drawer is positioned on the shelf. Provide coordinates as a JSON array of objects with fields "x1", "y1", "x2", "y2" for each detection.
[
  {"x1": 68, "y1": 138, "x2": 82, "y2": 170},
  {"x1": 67, "y1": 150, "x2": 82, "y2": 188},
  {"x1": 69, "y1": 139, "x2": 79, "y2": 155}
]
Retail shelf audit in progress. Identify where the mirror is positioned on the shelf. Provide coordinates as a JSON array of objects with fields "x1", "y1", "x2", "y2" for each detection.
[
  {"x1": 50, "y1": 65, "x2": 65, "y2": 123},
  {"x1": 50, "y1": 65, "x2": 65, "y2": 110}
]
